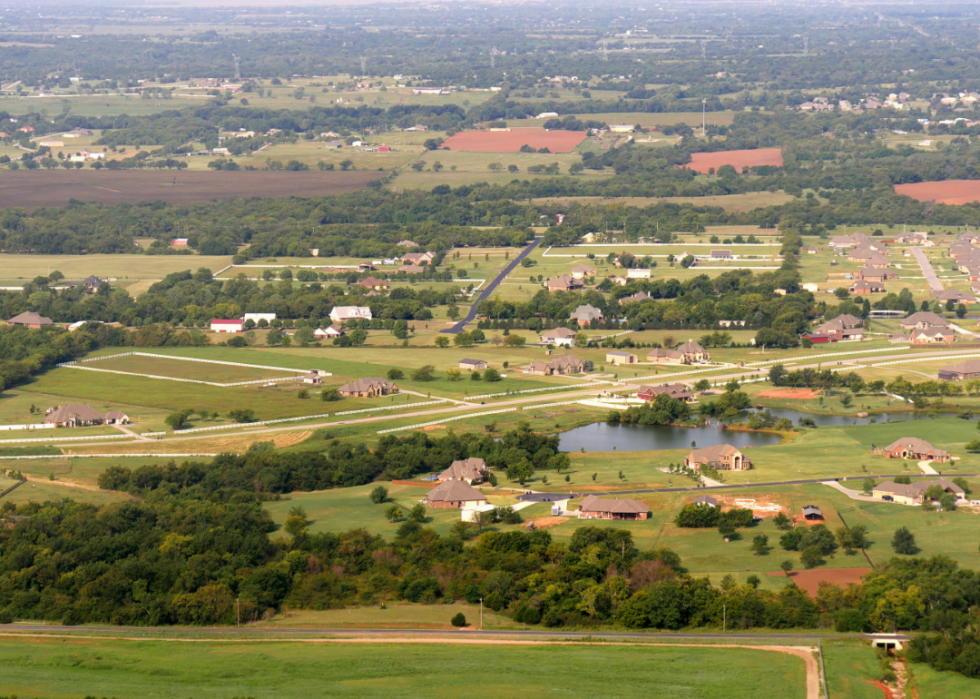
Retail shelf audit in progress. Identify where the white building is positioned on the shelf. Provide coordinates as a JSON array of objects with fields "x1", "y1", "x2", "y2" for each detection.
[
  {"x1": 329, "y1": 306, "x2": 373, "y2": 323},
  {"x1": 243, "y1": 313, "x2": 276, "y2": 324}
]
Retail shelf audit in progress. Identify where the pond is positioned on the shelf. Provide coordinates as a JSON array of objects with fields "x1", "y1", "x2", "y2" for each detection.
[{"x1": 760, "y1": 408, "x2": 922, "y2": 428}]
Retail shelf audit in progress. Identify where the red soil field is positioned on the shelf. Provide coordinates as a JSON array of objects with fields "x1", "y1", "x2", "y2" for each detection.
[
  {"x1": 758, "y1": 389, "x2": 821, "y2": 399},
  {"x1": 441, "y1": 130, "x2": 588, "y2": 153},
  {"x1": 895, "y1": 180, "x2": 980, "y2": 205},
  {"x1": 686, "y1": 148, "x2": 783, "y2": 174},
  {"x1": 768, "y1": 568, "x2": 872, "y2": 598},
  {"x1": 0, "y1": 170, "x2": 382, "y2": 208}
]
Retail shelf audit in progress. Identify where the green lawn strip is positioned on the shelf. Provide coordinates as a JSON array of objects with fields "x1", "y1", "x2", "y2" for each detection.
[
  {"x1": 87, "y1": 353, "x2": 301, "y2": 383},
  {"x1": 910, "y1": 662, "x2": 980, "y2": 698},
  {"x1": 254, "y1": 602, "x2": 518, "y2": 629},
  {"x1": 0, "y1": 639, "x2": 807, "y2": 699},
  {"x1": 0, "y1": 456, "x2": 179, "y2": 488},
  {"x1": 0, "y1": 481, "x2": 128, "y2": 506},
  {"x1": 0, "y1": 253, "x2": 234, "y2": 280},
  {"x1": 822, "y1": 639, "x2": 889, "y2": 699}
]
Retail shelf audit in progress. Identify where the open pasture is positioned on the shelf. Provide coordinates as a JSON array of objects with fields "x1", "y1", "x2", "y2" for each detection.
[
  {"x1": 0, "y1": 637, "x2": 807, "y2": 699},
  {"x1": 686, "y1": 148, "x2": 784, "y2": 174},
  {"x1": 895, "y1": 180, "x2": 980, "y2": 205},
  {"x1": 0, "y1": 253, "x2": 233, "y2": 281},
  {"x1": 81, "y1": 352, "x2": 304, "y2": 385},
  {"x1": 527, "y1": 191, "x2": 794, "y2": 213},
  {"x1": 441, "y1": 129, "x2": 588, "y2": 153},
  {"x1": 0, "y1": 170, "x2": 382, "y2": 208}
]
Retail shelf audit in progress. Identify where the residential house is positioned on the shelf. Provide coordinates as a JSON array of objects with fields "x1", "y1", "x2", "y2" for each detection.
[
  {"x1": 525, "y1": 354, "x2": 586, "y2": 376},
  {"x1": 210, "y1": 319, "x2": 243, "y2": 333},
  {"x1": 710, "y1": 249, "x2": 732, "y2": 260},
  {"x1": 606, "y1": 275, "x2": 630, "y2": 286},
  {"x1": 81, "y1": 276, "x2": 103, "y2": 292},
  {"x1": 45, "y1": 404, "x2": 104, "y2": 427},
  {"x1": 539, "y1": 327, "x2": 577, "y2": 347},
  {"x1": 939, "y1": 359, "x2": 980, "y2": 381},
  {"x1": 396, "y1": 264, "x2": 425, "y2": 274},
  {"x1": 104, "y1": 410, "x2": 129, "y2": 425},
  {"x1": 873, "y1": 437, "x2": 951, "y2": 463},
  {"x1": 911, "y1": 327, "x2": 955, "y2": 345},
  {"x1": 894, "y1": 231, "x2": 931, "y2": 245},
  {"x1": 329, "y1": 306, "x2": 373, "y2": 323},
  {"x1": 570, "y1": 264, "x2": 597, "y2": 279},
  {"x1": 900, "y1": 311, "x2": 950, "y2": 330},
  {"x1": 438, "y1": 457, "x2": 488, "y2": 484},
  {"x1": 692, "y1": 495, "x2": 718, "y2": 508},
  {"x1": 424, "y1": 480, "x2": 488, "y2": 509},
  {"x1": 606, "y1": 350, "x2": 637, "y2": 365},
  {"x1": 859, "y1": 267, "x2": 896, "y2": 283},
  {"x1": 619, "y1": 291, "x2": 652, "y2": 304},
  {"x1": 850, "y1": 280, "x2": 885, "y2": 294},
  {"x1": 647, "y1": 348, "x2": 686, "y2": 365},
  {"x1": 338, "y1": 377, "x2": 398, "y2": 398},
  {"x1": 547, "y1": 275, "x2": 584, "y2": 292},
  {"x1": 684, "y1": 444, "x2": 752, "y2": 471},
  {"x1": 357, "y1": 276, "x2": 389, "y2": 291},
  {"x1": 397, "y1": 240, "x2": 420, "y2": 248},
  {"x1": 638, "y1": 384, "x2": 695, "y2": 403},
  {"x1": 401, "y1": 251, "x2": 435, "y2": 265},
  {"x1": 459, "y1": 359, "x2": 488, "y2": 371},
  {"x1": 243, "y1": 313, "x2": 276, "y2": 325},
  {"x1": 577, "y1": 495, "x2": 650, "y2": 520},
  {"x1": 626, "y1": 268, "x2": 651, "y2": 279},
  {"x1": 6, "y1": 311, "x2": 53, "y2": 329},
  {"x1": 872, "y1": 478, "x2": 964, "y2": 506},
  {"x1": 932, "y1": 289, "x2": 978, "y2": 305},
  {"x1": 294, "y1": 372, "x2": 323, "y2": 386},
  {"x1": 814, "y1": 314, "x2": 865, "y2": 341},
  {"x1": 677, "y1": 340, "x2": 710, "y2": 363},
  {"x1": 569, "y1": 304, "x2": 604, "y2": 326},
  {"x1": 314, "y1": 324, "x2": 345, "y2": 339},
  {"x1": 802, "y1": 505, "x2": 823, "y2": 521}
]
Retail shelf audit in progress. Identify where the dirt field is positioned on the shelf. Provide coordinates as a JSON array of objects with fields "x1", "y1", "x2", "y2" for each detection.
[
  {"x1": 895, "y1": 180, "x2": 980, "y2": 205},
  {"x1": 767, "y1": 568, "x2": 872, "y2": 598},
  {"x1": 0, "y1": 171, "x2": 382, "y2": 208},
  {"x1": 526, "y1": 516, "x2": 568, "y2": 530},
  {"x1": 758, "y1": 389, "x2": 822, "y2": 399},
  {"x1": 686, "y1": 148, "x2": 784, "y2": 174},
  {"x1": 441, "y1": 130, "x2": 588, "y2": 153}
]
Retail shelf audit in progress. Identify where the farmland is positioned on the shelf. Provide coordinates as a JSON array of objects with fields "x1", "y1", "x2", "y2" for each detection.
[
  {"x1": 0, "y1": 170, "x2": 382, "y2": 208},
  {"x1": 686, "y1": 148, "x2": 784, "y2": 174},
  {"x1": 441, "y1": 129, "x2": 588, "y2": 153},
  {"x1": 894, "y1": 180, "x2": 980, "y2": 206}
]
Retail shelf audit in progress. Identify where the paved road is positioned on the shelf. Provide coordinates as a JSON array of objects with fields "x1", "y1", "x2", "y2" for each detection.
[
  {"x1": 0, "y1": 623, "x2": 908, "y2": 642},
  {"x1": 442, "y1": 236, "x2": 543, "y2": 334},
  {"x1": 910, "y1": 246, "x2": 943, "y2": 292},
  {"x1": 517, "y1": 473, "x2": 980, "y2": 501}
]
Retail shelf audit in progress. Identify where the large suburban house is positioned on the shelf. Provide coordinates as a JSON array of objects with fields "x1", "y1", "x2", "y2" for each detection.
[
  {"x1": 676, "y1": 340, "x2": 710, "y2": 363},
  {"x1": 873, "y1": 437, "x2": 951, "y2": 463},
  {"x1": 338, "y1": 377, "x2": 398, "y2": 397},
  {"x1": 637, "y1": 383, "x2": 695, "y2": 403},
  {"x1": 813, "y1": 313, "x2": 864, "y2": 341},
  {"x1": 357, "y1": 276, "x2": 389, "y2": 291},
  {"x1": 684, "y1": 444, "x2": 752, "y2": 471},
  {"x1": 577, "y1": 495, "x2": 650, "y2": 520},
  {"x1": 939, "y1": 359, "x2": 980, "y2": 381},
  {"x1": 329, "y1": 306, "x2": 373, "y2": 323},
  {"x1": 45, "y1": 404, "x2": 129, "y2": 428},
  {"x1": 547, "y1": 275, "x2": 584, "y2": 292},
  {"x1": 872, "y1": 478, "x2": 965, "y2": 506},
  {"x1": 210, "y1": 319, "x2": 243, "y2": 333},
  {"x1": 540, "y1": 327, "x2": 577, "y2": 347},
  {"x1": 314, "y1": 324, "x2": 345, "y2": 339},
  {"x1": 7, "y1": 311, "x2": 53, "y2": 329},
  {"x1": 401, "y1": 251, "x2": 435, "y2": 265},
  {"x1": 647, "y1": 348, "x2": 686, "y2": 364},
  {"x1": 850, "y1": 280, "x2": 885, "y2": 295},
  {"x1": 859, "y1": 267, "x2": 897, "y2": 283},
  {"x1": 570, "y1": 264, "x2": 597, "y2": 279},
  {"x1": 911, "y1": 327, "x2": 955, "y2": 345},
  {"x1": 424, "y1": 480, "x2": 488, "y2": 509},
  {"x1": 900, "y1": 311, "x2": 949, "y2": 330},
  {"x1": 619, "y1": 291, "x2": 652, "y2": 304},
  {"x1": 932, "y1": 289, "x2": 978, "y2": 306},
  {"x1": 526, "y1": 354, "x2": 586, "y2": 376},
  {"x1": 438, "y1": 457, "x2": 488, "y2": 484},
  {"x1": 569, "y1": 304, "x2": 604, "y2": 326}
]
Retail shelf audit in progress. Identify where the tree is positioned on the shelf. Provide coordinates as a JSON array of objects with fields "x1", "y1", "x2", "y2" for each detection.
[
  {"x1": 484, "y1": 368, "x2": 502, "y2": 382},
  {"x1": 694, "y1": 379, "x2": 711, "y2": 392},
  {"x1": 504, "y1": 335, "x2": 526, "y2": 347},
  {"x1": 321, "y1": 388, "x2": 342, "y2": 401},
  {"x1": 435, "y1": 336, "x2": 450, "y2": 348},
  {"x1": 370, "y1": 486, "x2": 389, "y2": 504},
  {"x1": 411, "y1": 365, "x2": 436, "y2": 381},
  {"x1": 451, "y1": 612, "x2": 467, "y2": 627},
  {"x1": 339, "y1": 159, "x2": 354, "y2": 170},
  {"x1": 446, "y1": 368, "x2": 461, "y2": 381},
  {"x1": 892, "y1": 527, "x2": 917, "y2": 554},
  {"x1": 801, "y1": 546, "x2": 824, "y2": 569},
  {"x1": 862, "y1": 477, "x2": 876, "y2": 494},
  {"x1": 164, "y1": 408, "x2": 195, "y2": 431},
  {"x1": 294, "y1": 327, "x2": 314, "y2": 346},
  {"x1": 408, "y1": 503, "x2": 427, "y2": 523},
  {"x1": 387, "y1": 369, "x2": 404, "y2": 381},
  {"x1": 773, "y1": 512, "x2": 791, "y2": 530},
  {"x1": 266, "y1": 328, "x2": 283, "y2": 346},
  {"x1": 384, "y1": 504, "x2": 402, "y2": 522},
  {"x1": 751, "y1": 534, "x2": 770, "y2": 555},
  {"x1": 228, "y1": 409, "x2": 256, "y2": 423},
  {"x1": 780, "y1": 560, "x2": 794, "y2": 577}
]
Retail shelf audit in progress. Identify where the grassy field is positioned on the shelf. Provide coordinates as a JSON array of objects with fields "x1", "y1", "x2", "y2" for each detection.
[
  {"x1": 88, "y1": 352, "x2": 303, "y2": 383},
  {"x1": 0, "y1": 637, "x2": 807, "y2": 699},
  {"x1": 0, "y1": 253, "x2": 232, "y2": 281},
  {"x1": 0, "y1": 456, "x2": 180, "y2": 488},
  {"x1": 823, "y1": 639, "x2": 888, "y2": 699},
  {"x1": 0, "y1": 480, "x2": 129, "y2": 506},
  {"x1": 528, "y1": 191, "x2": 794, "y2": 213},
  {"x1": 0, "y1": 387, "x2": 169, "y2": 429},
  {"x1": 255, "y1": 603, "x2": 517, "y2": 629}
]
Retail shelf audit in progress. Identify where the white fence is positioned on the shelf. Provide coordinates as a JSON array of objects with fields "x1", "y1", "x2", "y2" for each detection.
[
  {"x1": 377, "y1": 407, "x2": 518, "y2": 434},
  {"x1": 0, "y1": 453, "x2": 220, "y2": 460},
  {"x1": 0, "y1": 423, "x2": 55, "y2": 432},
  {"x1": 66, "y1": 351, "x2": 310, "y2": 374},
  {"x1": 0, "y1": 433, "x2": 132, "y2": 445},
  {"x1": 334, "y1": 400, "x2": 446, "y2": 416},
  {"x1": 467, "y1": 383, "x2": 608, "y2": 401},
  {"x1": 58, "y1": 364, "x2": 301, "y2": 388},
  {"x1": 871, "y1": 352, "x2": 980, "y2": 368}
]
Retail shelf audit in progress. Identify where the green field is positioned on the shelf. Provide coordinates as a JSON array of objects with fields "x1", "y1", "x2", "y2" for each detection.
[
  {"x1": 529, "y1": 191, "x2": 795, "y2": 213},
  {"x1": 0, "y1": 638, "x2": 807, "y2": 699},
  {"x1": 87, "y1": 352, "x2": 302, "y2": 383},
  {"x1": 0, "y1": 254, "x2": 234, "y2": 281}
]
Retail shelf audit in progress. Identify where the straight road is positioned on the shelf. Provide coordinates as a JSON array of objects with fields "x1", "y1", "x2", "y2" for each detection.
[
  {"x1": 910, "y1": 246, "x2": 943, "y2": 292},
  {"x1": 442, "y1": 236, "x2": 543, "y2": 334}
]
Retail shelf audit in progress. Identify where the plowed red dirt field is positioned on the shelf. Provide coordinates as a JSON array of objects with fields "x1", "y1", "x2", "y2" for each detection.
[
  {"x1": 687, "y1": 148, "x2": 783, "y2": 174},
  {"x1": 895, "y1": 180, "x2": 980, "y2": 205}
]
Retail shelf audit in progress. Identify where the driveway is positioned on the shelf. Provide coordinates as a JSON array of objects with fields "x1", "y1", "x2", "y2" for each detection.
[{"x1": 910, "y1": 246, "x2": 943, "y2": 292}]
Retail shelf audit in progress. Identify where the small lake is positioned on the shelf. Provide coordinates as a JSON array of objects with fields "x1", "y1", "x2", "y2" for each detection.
[{"x1": 558, "y1": 408, "x2": 929, "y2": 453}]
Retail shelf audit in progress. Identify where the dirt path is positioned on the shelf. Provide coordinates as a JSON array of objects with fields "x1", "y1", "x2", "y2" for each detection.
[{"x1": 0, "y1": 632, "x2": 820, "y2": 698}]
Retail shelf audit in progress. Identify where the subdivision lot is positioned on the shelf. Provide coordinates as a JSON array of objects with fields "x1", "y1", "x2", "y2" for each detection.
[
  {"x1": 686, "y1": 148, "x2": 784, "y2": 174},
  {"x1": 0, "y1": 170, "x2": 382, "y2": 208},
  {"x1": 0, "y1": 638, "x2": 806, "y2": 699},
  {"x1": 441, "y1": 129, "x2": 588, "y2": 153}
]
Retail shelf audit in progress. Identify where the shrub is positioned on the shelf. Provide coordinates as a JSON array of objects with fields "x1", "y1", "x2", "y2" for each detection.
[
  {"x1": 451, "y1": 612, "x2": 467, "y2": 627},
  {"x1": 370, "y1": 485, "x2": 389, "y2": 504}
]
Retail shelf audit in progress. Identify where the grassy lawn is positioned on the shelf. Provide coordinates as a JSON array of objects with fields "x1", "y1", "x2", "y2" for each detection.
[
  {"x1": 256, "y1": 603, "x2": 517, "y2": 630},
  {"x1": 0, "y1": 638, "x2": 807, "y2": 699},
  {"x1": 911, "y1": 662, "x2": 980, "y2": 698},
  {"x1": 0, "y1": 456, "x2": 178, "y2": 487},
  {"x1": 823, "y1": 639, "x2": 887, "y2": 699},
  {"x1": 88, "y1": 353, "x2": 303, "y2": 383},
  {"x1": 528, "y1": 191, "x2": 794, "y2": 213},
  {"x1": 0, "y1": 254, "x2": 234, "y2": 281},
  {"x1": 0, "y1": 481, "x2": 128, "y2": 506}
]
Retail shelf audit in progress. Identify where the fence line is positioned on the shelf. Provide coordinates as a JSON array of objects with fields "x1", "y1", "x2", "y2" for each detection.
[
  {"x1": 871, "y1": 352, "x2": 980, "y2": 368},
  {"x1": 467, "y1": 383, "x2": 608, "y2": 401},
  {"x1": 0, "y1": 433, "x2": 132, "y2": 445},
  {"x1": 334, "y1": 400, "x2": 446, "y2": 416},
  {"x1": 64, "y1": 351, "x2": 311, "y2": 374},
  {"x1": 377, "y1": 407, "x2": 518, "y2": 434},
  {"x1": 0, "y1": 453, "x2": 220, "y2": 460}
]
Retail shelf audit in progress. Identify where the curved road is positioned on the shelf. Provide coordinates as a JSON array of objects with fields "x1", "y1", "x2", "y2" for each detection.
[{"x1": 442, "y1": 236, "x2": 543, "y2": 334}]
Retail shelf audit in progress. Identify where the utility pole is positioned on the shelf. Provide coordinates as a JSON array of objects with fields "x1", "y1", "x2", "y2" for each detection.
[
  {"x1": 480, "y1": 598, "x2": 484, "y2": 630},
  {"x1": 236, "y1": 597, "x2": 240, "y2": 627},
  {"x1": 702, "y1": 98, "x2": 707, "y2": 137}
]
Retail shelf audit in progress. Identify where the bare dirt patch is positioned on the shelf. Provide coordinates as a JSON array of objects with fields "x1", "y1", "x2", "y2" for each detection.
[
  {"x1": 758, "y1": 388, "x2": 821, "y2": 399},
  {"x1": 713, "y1": 494, "x2": 788, "y2": 518},
  {"x1": 0, "y1": 171, "x2": 382, "y2": 208},
  {"x1": 526, "y1": 516, "x2": 568, "y2": 530},
  {"x1": 894, "y1": 180, "x2": 980, "y2": 205},
  {"x1": 686, "y1": 148, "x2": 783, "y2": 174},
  {"x1": 767, "y1": 567, "x2": 872, "y2": 598},
  {"x1": 441, "y1": 130, "x2": 587, "y2": 153}
]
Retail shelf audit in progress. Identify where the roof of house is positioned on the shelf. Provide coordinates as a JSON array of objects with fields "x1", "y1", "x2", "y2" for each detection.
[
  {"x1": 914, "y1": 327, "x2": 954, "y2": 338},
  {"x1": 571, "y1": 264, "x2": 597, "y2": 274},
  {"x1": 620, "y1": 292, "x2": 652, "y2": 303},
  {"x1": 439, "y1": 457, "x2": 487, "y2": 482},
  {"x1": 932, "y1": 289, "x2": 977, "y2": 302},
  {"x1": 339, "y1": 377, "x2": 395, "y2": 393},
  {"x1": 941, "y1": 359, "x2": 980, "y2": 375},
  {"x1": 647, "y1": 348, "x2": 685, "y2": 360},
  {"x1": 692, "y1": 495, "x2": 718, "y2": 507},
  {"x1": 459, "y1": 358, "x2": 486, "y2": 366},
  {"x1": 330, "y1": 306, "x2": 372, "y2": 319},
  {"x1": 548, "y1": 274, "x2": 581, "y2": 289},
  {"x1": 549, "y1": 354, "x2": 584, "y2": 370},
  {"x1": 874, "y1": 478, "x2": 963, "y2": 498},
  {"x1": 639, "y1": 383, "x2": 692, "y2": 399},
  {"x1": 83, "y1": 275, "x2": 103, "y2": 287},
  {"x1": 902, "y1": 311, "x2": 949, "y2": 327},
  {"x1": 104, "y1": 410, "x2": 128, "y2": 420},
  {"x1": 46, "y1": 404, "x2": 102, "y2": 423},
  {"x1": 578, "y1": 494, "x2": 650, "y2": 515},
  {"x1": 397, "y1": 264, "x2": 425, "y2": 274},
  {"x1": 884, "y1": 437, "x2": 950, "y2": 458},
  {"x1": 851, "y1": 280, "x2": 884, "y2": 291},
  {"x1": 606, "y1": 350, "x2": 636, "y2": 357},
  {"x1": 541, "y1": 327, "x2": 577, "y2": 339},
  {"x1": 570, "y1": 304, "x2": 603, "y2": 321},
  {"x1": 677, "y1": 340, "x2": 706, "y2": 354},
  {"x1": 358, "y1": 276, "x2": 387, "y2": 287},
  {"x1": 802, "y1": 505, "x2": 822, "y2": 516},
  {"x1": 425, "y1": 479, "x2": 487, "y2": 503},
  {"x1": 8, "y1": 311, "x2": 52, "y2": 326},
  {"x1": 688, "y1": 444, "x2": 741, "y2": 463},
  {"x1": 211, "y1": 318, "x2": 243, "y2": 324}
]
